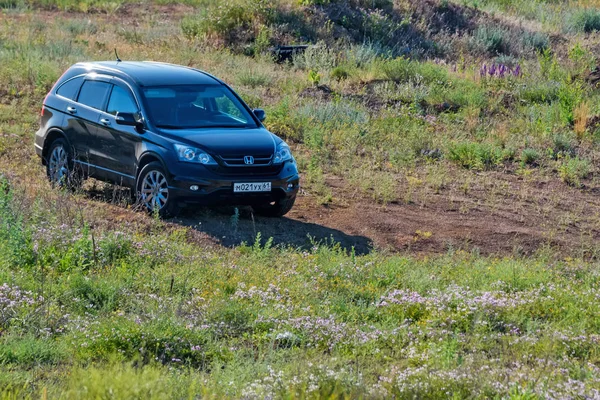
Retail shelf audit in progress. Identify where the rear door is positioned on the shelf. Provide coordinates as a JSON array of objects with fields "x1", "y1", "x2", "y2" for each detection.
[
  {"x1": 54, "y1": 76, "x2": 86, "y2": 159},
  {"x1": 93, "y1": 81, "x2": 142, "y2": 183},
  {"x1": 72, "y1": 77, "x2": 112, "y2": 173}
]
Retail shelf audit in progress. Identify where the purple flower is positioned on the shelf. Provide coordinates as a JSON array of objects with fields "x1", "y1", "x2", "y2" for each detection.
[
  {"x1": 480, "y1": 64, "x2": 487, "y2": 77},
  {"x1": 498, "y1": 64, "x2": 507, "y2": 77},
  {"x1": 513, "y1": 64, "x2": 521, "y2": 77}
]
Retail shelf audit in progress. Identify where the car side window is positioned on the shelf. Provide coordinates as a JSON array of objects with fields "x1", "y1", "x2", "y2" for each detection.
[
  {"x1": 56, "y1": 76, "x2": 83, "y2": 100},
  {"x1": 106, "y1": 85, "x2": 138, "y2": 115},
  {"x1": 77, "y1": 80, "x2": 111, "y2": 110}
]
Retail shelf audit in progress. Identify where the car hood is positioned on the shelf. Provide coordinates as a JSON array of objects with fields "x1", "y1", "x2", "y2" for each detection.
[{"x1": 159, "y1": 127, "x2": 277, "y2": 157}]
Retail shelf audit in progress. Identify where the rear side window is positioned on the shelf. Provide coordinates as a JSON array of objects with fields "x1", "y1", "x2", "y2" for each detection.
[
  {"x1": 77, "y1": 80, "x2": 111, "y2": 110},
  {"x1": 56, "y1": 76, "x2": 83, "y2": 100},
  {"x1": 106, "y1": 85, "x2": 138, "y2": 115}
]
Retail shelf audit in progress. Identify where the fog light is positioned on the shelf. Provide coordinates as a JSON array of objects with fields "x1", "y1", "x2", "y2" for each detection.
[
  {"x1": 190, "y1": 185, "x2": 199, "y2": 191},
  {"x1": 287, "y1": 183, "x2": 294, "y2": 189}
]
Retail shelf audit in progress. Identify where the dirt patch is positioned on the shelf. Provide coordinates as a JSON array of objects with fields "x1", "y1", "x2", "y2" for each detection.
[{"x1": 162, "y1": 170, "x2": 600, "y2": 257}]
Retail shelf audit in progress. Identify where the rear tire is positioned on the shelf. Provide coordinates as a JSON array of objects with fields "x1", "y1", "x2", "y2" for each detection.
[
  {"x1": 136, "y1": 162, "x2": 179, "y2": 218},
  {"x1": 46, "y1": 138, "x2": 82, "y2": 190},
  {"x1": 254, "y1": 196, "x2": 296, "y2": 217}
]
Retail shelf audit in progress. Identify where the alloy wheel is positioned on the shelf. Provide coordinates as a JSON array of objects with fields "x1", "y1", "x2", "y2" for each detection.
[
  {"x1": 140, "y1": 170, "x2": 169, "y2": 211},
  {"x1": 48, "y1": 145, "x2": 69, "y2": 186}
]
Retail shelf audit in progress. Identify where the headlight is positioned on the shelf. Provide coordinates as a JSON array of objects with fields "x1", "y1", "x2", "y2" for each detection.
[
  {"x1": 174, "y1": 144, "x2": 217, "y2": 165},
  {"x1": 274, "y1": 142, "x2": 293, "y2": 164}
]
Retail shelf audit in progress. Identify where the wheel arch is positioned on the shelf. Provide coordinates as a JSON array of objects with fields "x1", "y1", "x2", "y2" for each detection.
[
  {"x1": 136, "y1": 152, "x2": 168, "y2": 180},
  {"x1": 41, "y1": 129, "x2": 70, "y2": 165}
]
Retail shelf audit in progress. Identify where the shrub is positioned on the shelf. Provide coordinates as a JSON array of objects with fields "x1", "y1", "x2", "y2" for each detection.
[
  {"x1": 330, "y1": 66, "x2": 349, "y2": 81},
  {"x1": 293, "y1": 44, "x2": 339, "y2": 72},
  {"x1": 447, "y1": 142, "x2": 512, "y2": 170},
  {"x1": 381, "y1": 57, "x2": 415, "y2": 83},
  {"x1": 181, "y1": 0, "x2": 274, "y2": 43},
  {"x1": 568, "y1": 9, "x2": 600, "y2": 33},
  {"x1": 550, "y1": 133, "x2": 576, "y2": 159},
  {"x1": 522, "y1": 31, "x2": 549, "y2": 52},
  {"x1": 558, "y1": 157, "x2": 591, "y2": 187},
  {"x1": 362, "y1": 8, "x2": 403, "y2": 46},
  {"x1": 557, "y1": 81, "x2": 584, "y2": 126},
  {"x1": 473, "y1": 26, "x2": 508, "y2": 55},
  {"x1": 520, "y1": 148, "x2": 540, "y2": 166},
  {"x1": 343, "y1": 43, "x2": 384, "y2": 68},
  {"x1": 308, "y1": 69, "x2": 321, "y2": 86}
]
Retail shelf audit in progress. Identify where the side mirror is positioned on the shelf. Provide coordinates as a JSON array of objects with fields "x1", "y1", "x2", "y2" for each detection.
[
  {"x1": 116, "y1": 112, "x2": 145, "y2": 132},
  {"x1": 253, "y1": 108, "x2": 266, "y2": 122}
]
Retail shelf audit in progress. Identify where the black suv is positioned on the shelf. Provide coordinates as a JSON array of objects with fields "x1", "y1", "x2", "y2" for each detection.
[{"x1": 35, "y1": 61, "x2": 299, "y2": 217}]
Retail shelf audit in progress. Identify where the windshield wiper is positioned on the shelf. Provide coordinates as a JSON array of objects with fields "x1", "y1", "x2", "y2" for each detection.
[
  {"x1": 155, "y1": 124, "x2": 185, "y2": 129},
  {"x1": 156, "y1": 124, "x2": 252, "y2": 129},
  {"x1": 193, "y1": 124, "x2": 249, "y2": 129}
]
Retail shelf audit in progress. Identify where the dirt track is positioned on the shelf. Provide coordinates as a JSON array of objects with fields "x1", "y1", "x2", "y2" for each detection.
[{"x1": 162, "y1": 171, "x2": 600, "y2": 257}]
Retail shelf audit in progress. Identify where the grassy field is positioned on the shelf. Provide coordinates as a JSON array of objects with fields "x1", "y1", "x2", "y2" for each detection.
[{"x1": 2, "y1": 0, "x2": 600, "y2": 398}]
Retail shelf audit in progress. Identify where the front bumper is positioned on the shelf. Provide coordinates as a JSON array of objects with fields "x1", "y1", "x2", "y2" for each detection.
[{"x1": 167, "y1": 160, "x2": 300, "y2": 207}]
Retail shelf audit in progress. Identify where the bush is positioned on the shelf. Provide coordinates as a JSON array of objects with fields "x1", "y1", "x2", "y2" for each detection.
[
  {"x1": 550, "y1": 133, "x2": 576, "y2": 159},
  {"x1": 330, "y1": 66, "x2": 349, "y2": 81},
  {"x1": 381, "y1": 57, "x2": 415, "y2": 83},
  {"x1": 473, "y1": 26, "x2": 508, "y2": 55},
  {"x1": 522, "y1": 31, "x2": 550, "y2": 52},
  {"x1": 568, "y1": 9, "x2": 600, "y2": 33},
  {"x1": 447, "y1": 142, "x2": 512, "y2": 170},
  {"x1": 558, "y1": 157, "x2": 591, "y2": 187},
  {"x1": 293, "y1": 44, "x2": 339, "y2": 72},
  {"x1": 181, "y1": 0, "x2": 274, "y2": 43},
  {"x1": 520, "y1": 148, "x2": 540, "y2": 166},
  {"x1": 557, "y1": 81, "x2": 584, "y2": 126}
]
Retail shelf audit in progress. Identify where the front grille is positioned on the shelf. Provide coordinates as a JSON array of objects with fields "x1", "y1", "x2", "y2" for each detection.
[
  {"x1": 220, "y1": 154, "x2": 273, "y2": 166},
  {"x1": 208, "y1": 163, "x2": 283, "y2": 177}
]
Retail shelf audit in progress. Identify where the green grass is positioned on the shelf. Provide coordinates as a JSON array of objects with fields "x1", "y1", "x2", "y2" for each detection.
[
  {"x1": 1, "y1": 184, "x2": 600, "y2": 397},
  {"x1": 2, "y1": 0, "x2": 600, "y2": 397}
]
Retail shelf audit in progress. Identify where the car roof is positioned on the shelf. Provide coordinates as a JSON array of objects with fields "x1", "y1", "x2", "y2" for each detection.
[{"x1": 75, "y1": 61, "x2": 222, "y2": 87}]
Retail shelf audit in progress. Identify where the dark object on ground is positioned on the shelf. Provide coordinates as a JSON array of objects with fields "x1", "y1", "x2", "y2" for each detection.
[{"x1": 271, "y1": 45, "x2": 309, "y2": 63}]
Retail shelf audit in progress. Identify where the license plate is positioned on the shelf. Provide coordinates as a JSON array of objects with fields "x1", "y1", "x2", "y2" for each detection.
[{"x1": 233, "y1": 182, "x2": 271, "y2": 193}]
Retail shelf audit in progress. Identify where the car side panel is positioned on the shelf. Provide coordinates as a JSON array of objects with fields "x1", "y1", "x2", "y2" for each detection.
[
  {"x1": 63, "y1": 103, "x2": 98, "y2": 168},
  {"x1": 94, "y1": 110, "x2": 142, "y2": 183}
]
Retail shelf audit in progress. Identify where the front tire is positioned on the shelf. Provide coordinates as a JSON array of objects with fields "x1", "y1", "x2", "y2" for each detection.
[
  {"x1": 254, "y1": 196, "x2": 296, "y2": 217},
  {"x1": 136, "y1": 162, "x2": 179, "y2": 218}
]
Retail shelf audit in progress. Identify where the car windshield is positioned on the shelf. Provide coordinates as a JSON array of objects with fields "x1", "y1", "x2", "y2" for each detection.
[{"x1": 142, "y1": 85, "x2": 258, "y2": 129}]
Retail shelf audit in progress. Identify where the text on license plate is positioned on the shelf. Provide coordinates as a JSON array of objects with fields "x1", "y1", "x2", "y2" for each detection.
[{"x1": 233, "y1": 182, "x2": 271, "y2": 192}]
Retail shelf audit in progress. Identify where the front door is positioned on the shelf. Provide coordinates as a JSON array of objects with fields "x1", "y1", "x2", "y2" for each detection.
[{"x1": 93, "y1": 83, "x2": 142, "y2": 184}]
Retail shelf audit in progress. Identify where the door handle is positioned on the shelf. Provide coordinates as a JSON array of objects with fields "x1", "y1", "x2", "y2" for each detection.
[
  {"x1": 67, "y1": 106, "x2": 77, "y2": 114},
  {"x1": 100, "y1": 118, "x2": 111, "y2": 126}
]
